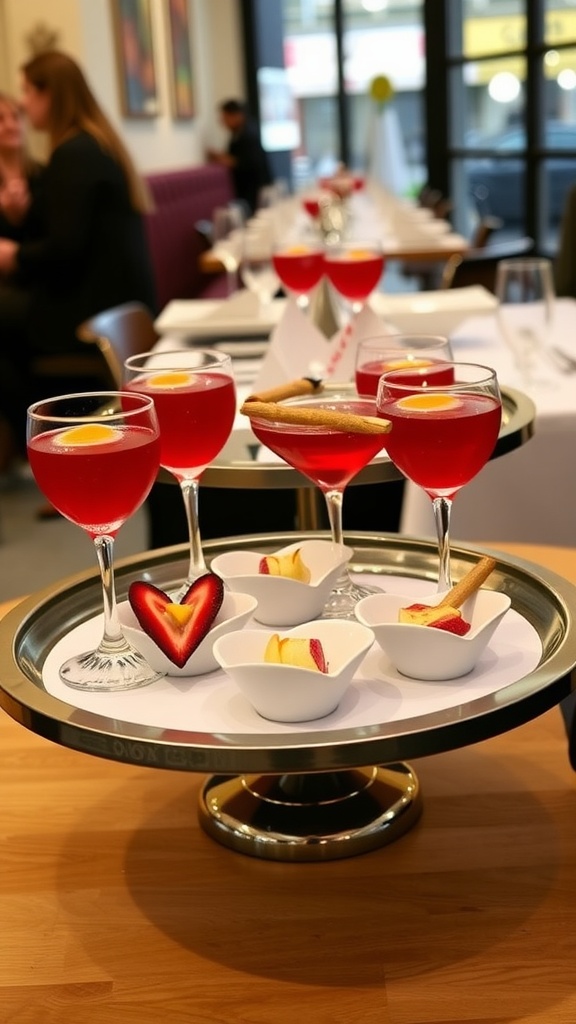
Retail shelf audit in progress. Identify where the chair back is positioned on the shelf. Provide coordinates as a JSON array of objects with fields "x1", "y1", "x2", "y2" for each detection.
[
  {"x1": 442, "y1": 236, "x2": 535, "y2": 291},
  {"x1": 76, "y1": 302, "x2": 159, "y2": 388}
]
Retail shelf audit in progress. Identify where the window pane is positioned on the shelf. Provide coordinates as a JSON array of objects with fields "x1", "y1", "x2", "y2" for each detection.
[
  {"x1": 342, "y1": 1, "x2": 425, "y2": 193},
  {"x1": 281, "y1": 5, "x2": 339, "y2": 186},
  {"x1": 450, "y1": 58, "x2": 526, "y2": 148},
  {"x1": 458, "y1": 1, "x2": 526, "y2": 59},
  {"x1": 544, "y1": 2, "x2": 576, "y2": 47}
]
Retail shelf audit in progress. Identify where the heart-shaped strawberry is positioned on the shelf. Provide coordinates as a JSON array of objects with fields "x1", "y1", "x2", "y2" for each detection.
[{"x1": 128, "y1": 574, "x2": 224, "y2": 669}]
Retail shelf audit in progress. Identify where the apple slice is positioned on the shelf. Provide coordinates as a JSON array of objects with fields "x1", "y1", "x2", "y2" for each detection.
[
  {"x1": 398, "y1": 603, "x2": 471, "y2": 635},
  {"x1": 258, "y1": 548, "x2": 311, "y2": 583},
  {"x1": 128, "y1": 573, "x2": 224, "y2": 668},
  {"x1": 264, "y1": 634, "x2": 328, "y2": 672}
]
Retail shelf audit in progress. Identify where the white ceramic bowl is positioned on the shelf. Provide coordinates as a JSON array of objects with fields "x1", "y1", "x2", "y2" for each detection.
[
  {"x1": 355, "y1": 588, "x2": 511, "y2": 681},
  {"x1": 118, "y1": 591, "x2": 258, "y2": 677},
  {"x1": 213, "y1": 619, "x2": 375, "y2": 722},
  {"x1": 210, "y1": 540, "x2": 353, "y2": 626}
]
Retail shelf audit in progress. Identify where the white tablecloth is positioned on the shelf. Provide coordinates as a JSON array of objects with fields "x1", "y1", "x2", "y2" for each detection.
[{"x1": 400, "y1": 298, "x2": 576, "y2": 546}]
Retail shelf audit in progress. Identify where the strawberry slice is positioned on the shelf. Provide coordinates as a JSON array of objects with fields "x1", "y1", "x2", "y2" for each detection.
[{"x1": 128, "y1": 573, "x2": 224, "y2": 668}]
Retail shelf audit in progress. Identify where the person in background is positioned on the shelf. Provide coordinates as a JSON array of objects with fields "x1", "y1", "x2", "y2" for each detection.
[
  {"x1": 207, "y1": 98, "x2": 272, "y2": 214},
  {"x1": 0, "y1": 50, "x2": 157, "y2": 466},
  {"x1": 0, "y1": 91, "x2": 43, "y2": 473}
]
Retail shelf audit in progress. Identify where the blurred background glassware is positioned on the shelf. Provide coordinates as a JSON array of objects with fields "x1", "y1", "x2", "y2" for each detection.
[
  {"x1": 495, "y1": 257, "x2": 555, "y2": 385},
  {"x1": 239, "y1": 222, "x2": 280, "y2": 309},
  {"x1": 355, "y1": 334, "x2": 454, "y2": 397},
  {"x1": 211, "y1": 203, "x2": 245, "y2": 295},
  {"x1": 272, "y1": 235, "x2": 325, "y2": 313},
  {"x1": 324, "y1": 238, "x2": 385, "y2": 317}
]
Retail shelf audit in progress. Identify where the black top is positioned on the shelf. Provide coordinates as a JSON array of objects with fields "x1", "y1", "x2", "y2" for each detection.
[
  {"x1": 0, "y1": 163, "x2": 45, "y2": 243},
  {"x1": 227, "y1": 120, "x2": 272, "y2": 214},
  {"x1": 17, "y1": 131, "x2": 156, "y2": 354}
]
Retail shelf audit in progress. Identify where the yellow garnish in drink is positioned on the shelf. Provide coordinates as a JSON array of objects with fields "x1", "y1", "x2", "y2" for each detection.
[
  {"x1": 147, "y1": 371, "x2": 196, "y2": 388},
  {"x1": 164, "y1": 603, "x2": 195, "y2": 627},
  {"x1": 347, "y1": 249, "x2": 372, "y2": 260},
  {"x1": 396, "y1": 394, "x2": 461, "y2": 412},
  {"x1": 384, "y1": 358, "x2": 433, "y2": 370},
  {"x1": 56, "y1": 424, "x2": 121, "y2": 446},
  {"x1": 285, "y1": 245, "x2": 311, "y2": 255}
]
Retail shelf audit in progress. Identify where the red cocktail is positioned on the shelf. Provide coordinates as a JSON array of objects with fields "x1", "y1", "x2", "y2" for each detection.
[
  {"x1": 125, "y1": 370, "x2": 236, "y2": 476},
  {"x1": 324, "y1": 241, "x2": 385, "y2": 314},
  {"x1": 28, "y1": 424, "x2": 160, "y2": 537},
  {"x1": 250, "y1": 393, "x2": 389, "y2": 617},
  {"x1": 26, "y1": 392, "x2": 161, "y2": 691},
  {"x1": 272, "y1": 244, "x2": 325, "y2": 310},
  {"x1": 377, "y1": 362, "x2": 502, "y2": 590},
  {"x1": 125, "y1": 350, "x2": 236, "y2": 597},
  {"x1": 354, "y1": 334, "x2": 454, "y2": 398},
  {"x1": 356, "y1": 357, "x2": 455, "y2": 397}
]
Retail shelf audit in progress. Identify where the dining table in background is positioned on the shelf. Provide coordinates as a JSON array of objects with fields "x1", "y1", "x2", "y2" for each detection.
[
  {"x1": 1, "y1": 539, "x2": 575, "y2": 1024},
  {"x1": 400, "y1": 297, "x2": 576, "y2": 547}
]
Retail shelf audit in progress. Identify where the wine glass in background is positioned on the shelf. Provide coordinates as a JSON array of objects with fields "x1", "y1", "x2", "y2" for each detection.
[
  {"x1": 239, "y1": 223, "x2": 280, "y2": 310},
  {"x1": 272, "y1": 237, "x2": 325, "y2": 312},
  {"x1": 377, "y1": 362, "x2": 502, "y2": 591},
  {"x1": 212, "y1": 203, "x2": 245, "y2": 295},
  {"x1": 324, "y1": 239, "x2": 385, "y2": 318},
  {"x1": 495, "y1": 257, "x2": 555, "y2": 384},
  {"x1": 249, "y1": 391, "x2": 388, "y2": 618},
  {"x1": 355, "y1": 334, "x2": 454, "y2": 397},
  {"x1": 27, "y1": 391, "x2": 162, "y2": 691},
  {"x1": 124, "y1": 350, "x2": 236, "y2": 600}
]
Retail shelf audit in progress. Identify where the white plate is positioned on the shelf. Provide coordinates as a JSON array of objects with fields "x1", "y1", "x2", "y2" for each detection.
[
  {"x1": 155, "y1": 293, "x2": 286, "y2": 337},
  {"x1": 372, "y1": 285, "x2": 498, "y2": 337}
]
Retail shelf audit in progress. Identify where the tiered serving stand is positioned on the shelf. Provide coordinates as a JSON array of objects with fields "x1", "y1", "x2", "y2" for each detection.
[{"x1": 2, "y1": 384, "x2": 575, "y2": 862}]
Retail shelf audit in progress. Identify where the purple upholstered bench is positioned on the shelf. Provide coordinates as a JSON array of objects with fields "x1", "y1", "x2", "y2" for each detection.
[{"x1": 144, "y1": 164, "x2": 235, "y2": 310}]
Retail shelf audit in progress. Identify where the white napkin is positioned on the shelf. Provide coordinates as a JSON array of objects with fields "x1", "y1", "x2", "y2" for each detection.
[{"x1": 251, "y1": 297, "x2": 395, "y2": 391}]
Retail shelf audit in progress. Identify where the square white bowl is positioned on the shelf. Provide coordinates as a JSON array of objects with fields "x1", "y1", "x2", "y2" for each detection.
[
  {"x1": 118, "y1": 590, "x2": 258, "y2": 678},
  {"x1": 210, "y1": 539, "x2": 353, "y2": 626},
  {"x1": 355, "y1": 588, "x2": 511, "y2": 681},
  {"x1": 213, "y1": 619, "x2": 375, "y2": 722}
]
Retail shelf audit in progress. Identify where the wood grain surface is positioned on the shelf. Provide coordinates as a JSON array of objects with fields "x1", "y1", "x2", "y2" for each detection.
[{"x1": 1, "y1": 542, "x2": 575, "y2": 1024}]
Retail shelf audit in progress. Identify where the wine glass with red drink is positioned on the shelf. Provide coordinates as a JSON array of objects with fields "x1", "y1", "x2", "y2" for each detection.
[
  {"x1": 27, "y1": 391, "x2": 162, "y2": 691},
  {"x1": 355, "y1": 334, "x2": 454, "y2": 397},
  {"x1": 124, "y1": 349, "x2": 236, "y2": 600},
  {"x1": 248, "y1": 390, "x2": 390, "y2": 618},
  {"x1": 324, "y1": 239, "x2": 385, "y2": 318},
  {"x1": 272, "y1": 239, "x2": 325, "y2": 312},
  {"x1": 376, "y1": 362, "x2": 502, "y2": 591}
]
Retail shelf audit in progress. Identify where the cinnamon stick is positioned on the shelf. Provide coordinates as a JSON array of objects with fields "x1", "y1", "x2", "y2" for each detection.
[
  {"x1": 438, "y1": 556, "x2": 497, "y2": 609},
  {"x1": 245, "y1": 377, "x2": 324, "y2": 404},
  {"x1": 240, "y1": 400, "x2": 391, "y2": 435}
]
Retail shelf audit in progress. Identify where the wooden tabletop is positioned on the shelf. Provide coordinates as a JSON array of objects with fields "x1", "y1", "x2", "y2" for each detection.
[{"x1": 1, "y1": 541, "x2": 575, "y2": 1024}]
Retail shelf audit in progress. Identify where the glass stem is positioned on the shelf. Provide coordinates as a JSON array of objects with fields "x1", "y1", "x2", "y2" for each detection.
[
  {"x1": 296, "y1": 293, "x2": 309, "y2": 313},
  {"x1": 432, "y1": 496, "x2": 453, "y2": 592},
  {"x1": 94, "y1": 535, "x2": 127, "y2": 653},
  {"x1": 324, "y1": 487, "x2": 344, "y2": 546},
  {"x1": 180, "y1": 477, "x2": 207, "y2": 582}
]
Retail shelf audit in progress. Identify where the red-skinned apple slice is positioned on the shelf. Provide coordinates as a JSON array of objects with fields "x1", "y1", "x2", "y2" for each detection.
[
  {"x1": 128, "y1": 573, "x2": 224, "y2": 668},
  {"x1": 258, "y1": 548, "x2": 311, "y2": 582},
  {"x1": 264, "y1": 634, "x2": 328, "y2": 672}
]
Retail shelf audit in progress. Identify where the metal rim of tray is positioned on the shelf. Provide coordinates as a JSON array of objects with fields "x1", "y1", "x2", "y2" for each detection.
[
  {"x1": 0, "y1": 532, "x2": 574, "y2": 775},
  {"x1": 200, "y1": 385, "x2": 535, "y2": 489}
]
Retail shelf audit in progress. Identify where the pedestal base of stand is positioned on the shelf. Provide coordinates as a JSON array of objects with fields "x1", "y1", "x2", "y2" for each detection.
[{"x1": 198, "y1": 763, "x2": 422, "y2": 861}]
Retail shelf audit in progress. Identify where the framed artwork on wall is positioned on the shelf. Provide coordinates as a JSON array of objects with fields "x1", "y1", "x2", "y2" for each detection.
[
  {"x1": 111, "y1": 0, "x2": 159, "y2": 118},
  {"x1": 166, "y1": 0, "x2": 195, "y2": 120}
]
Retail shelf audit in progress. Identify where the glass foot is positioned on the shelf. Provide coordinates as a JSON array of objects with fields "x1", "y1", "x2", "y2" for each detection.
[
  {"x1": 59, "y1": 644, "x2": 163, "y2": 691},
  {"x1": 321, "y1": 576, "x2": 383, "y2": 620},
  {"x1": 199, "y1": 764, "x2": 422, "y2": 861}
]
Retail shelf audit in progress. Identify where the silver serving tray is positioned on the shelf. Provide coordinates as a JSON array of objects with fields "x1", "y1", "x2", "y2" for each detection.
[{"x1": 0, "y1": 533, "x2": 574, "y2": 774}]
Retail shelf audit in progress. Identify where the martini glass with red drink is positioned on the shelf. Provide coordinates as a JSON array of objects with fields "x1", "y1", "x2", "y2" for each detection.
[
  {"x1": 124, "y1": 349, "x2": 236, "y2": 599},
  {"x1": 248, "y1": 390, "x2": 389, "y2": 618},
  {"x1": 272, "y1": 240, "x2": 325, "y2": 312},
  {"x1": 376, "y1": 362, "x2": 502, "y2": 591},
  {"x1": 26, "y1": 391, "x2": 162, "y2": 691},
  {"x1": 324, "y1": 239, "x2": 385, "y2": 318},
  {"x1": 355, "y1": 334, "x2": 454, "y2": 397}
]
